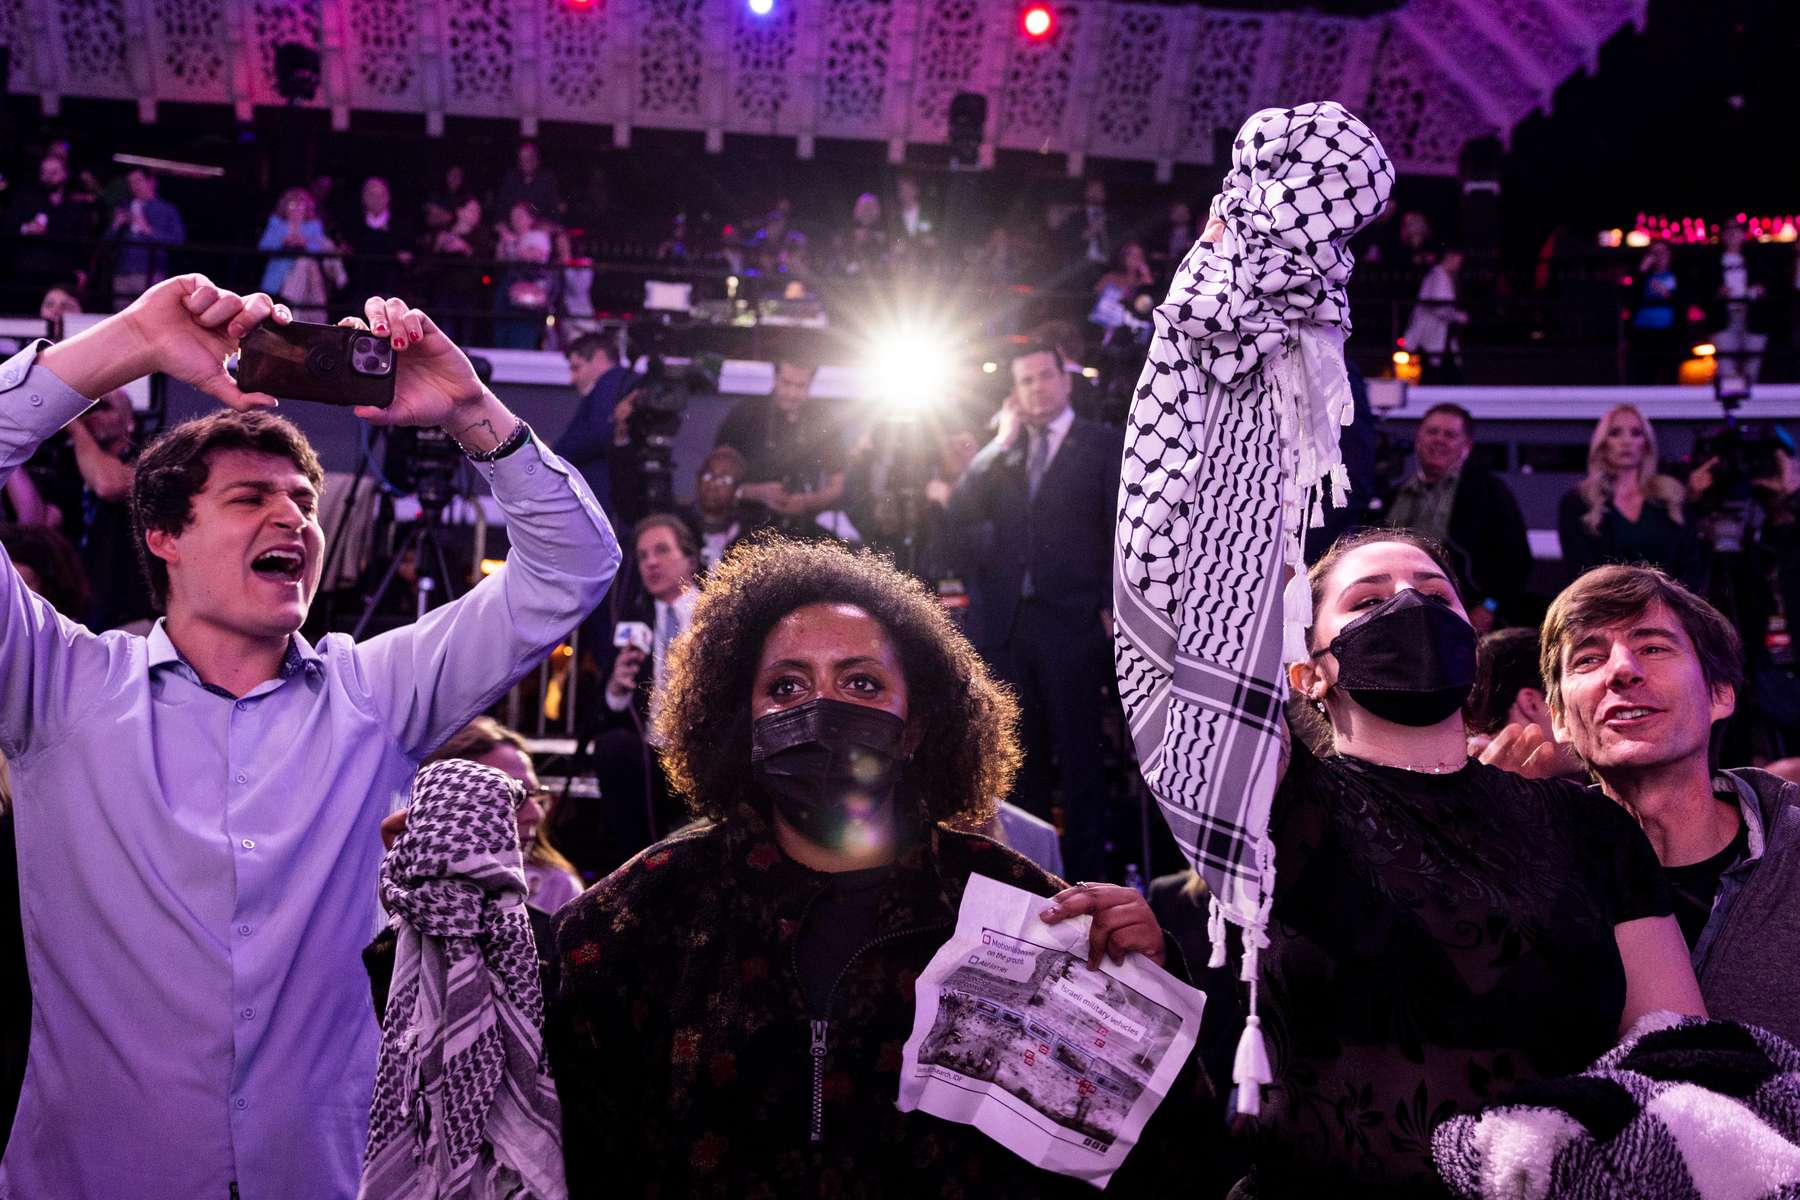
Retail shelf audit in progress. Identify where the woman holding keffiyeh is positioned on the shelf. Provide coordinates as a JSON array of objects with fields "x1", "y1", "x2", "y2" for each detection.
[{"x1": 1112, "y1": 102, "x2": 1706, "y2": 1196}]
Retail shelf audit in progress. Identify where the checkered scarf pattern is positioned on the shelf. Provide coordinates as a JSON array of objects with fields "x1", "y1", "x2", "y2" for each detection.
[
  {"x1": 1111, "y1": 101, "x2": 1392, "y2": 1107},
  {"x1": 1433, "y1": 1014, "x2": 1800, "y2": 1200},
  {"x1": 359, "y1": 759, "x2": 567, "y2": 1200}
]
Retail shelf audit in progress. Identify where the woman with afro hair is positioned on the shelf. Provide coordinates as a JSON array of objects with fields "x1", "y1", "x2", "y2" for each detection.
[{"x1": 547, "y1": 536, "x2": 1215, "y2": 1197}]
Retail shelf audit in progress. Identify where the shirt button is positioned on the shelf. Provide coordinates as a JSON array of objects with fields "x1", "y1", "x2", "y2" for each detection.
[
  {"x1": 234, "y1": 1097, "x2": 248, "y2": 1110},
  {"x1": 241, "y1": 838, "x2": 256, "y2": 850},
  {"x1": 526, "y1": 462, "x2": 538, "y2": 475},
  {"x1": 29, "y1": 392, "x2": 43, "y2": 407},
  {"x1": 237, "y1": 924, "x2": 252, "y2": 936},
  {"x1": 236, "y1": 772, "x2": 248, "y2": 783},
  {"x1": 235, "y1": 700, "x2": 249, "y2": 711},
  {"x1": 241, "y1": 1007, "x2": 255, "y2": 1020}
]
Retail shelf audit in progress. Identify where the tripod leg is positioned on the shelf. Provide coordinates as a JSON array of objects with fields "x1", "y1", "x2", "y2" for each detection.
[
  {"x1": 421, "y1": 524, "x2": 460, "y2": 606},
  {"x1": 351, "y1": 524, "x2": 425, "y2": 640}
]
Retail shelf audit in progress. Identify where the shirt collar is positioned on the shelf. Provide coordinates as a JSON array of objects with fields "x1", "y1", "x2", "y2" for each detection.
[
  {"x1": 1035, "y1": 405, "x2": 1076, "y2": 444},
  {"x1": 1716, "y1": 772, "x2": 1768, "y2": 865},
  {"x1": 148, "y1": 620, "x2": 324, "y2": 693},
  {"x1": 1406, "y1": 464, "x2": 1461, "y2": 492}
]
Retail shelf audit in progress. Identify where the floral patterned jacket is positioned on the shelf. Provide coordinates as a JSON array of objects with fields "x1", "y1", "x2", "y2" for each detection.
[{"x1": 547, "y1": 803, "x2": 1217, "y2": 1198}]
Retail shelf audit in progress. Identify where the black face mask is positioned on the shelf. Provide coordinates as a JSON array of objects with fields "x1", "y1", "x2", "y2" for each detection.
[
  {"x1": 1321, "y1": 588, "x2": 1476, "y2": 727},
  {"x1": 750, "y1": 698, "x2": 908, "y2": 848}
]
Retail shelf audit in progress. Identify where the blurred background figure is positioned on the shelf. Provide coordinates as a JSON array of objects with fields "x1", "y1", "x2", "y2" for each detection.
[{"x1": 424, "y1": 717, "x2": 584, "y2": 913}]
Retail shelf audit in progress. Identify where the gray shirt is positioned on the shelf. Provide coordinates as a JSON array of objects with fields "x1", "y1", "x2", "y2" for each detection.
[{"x1": 1692, "y1": 769, "x2": 1800, "y2": 1047}]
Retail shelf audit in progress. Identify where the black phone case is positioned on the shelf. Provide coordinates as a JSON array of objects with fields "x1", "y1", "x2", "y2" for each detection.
[{"x1": 237, "y1": 320, "x2": 396, "y2": 408}]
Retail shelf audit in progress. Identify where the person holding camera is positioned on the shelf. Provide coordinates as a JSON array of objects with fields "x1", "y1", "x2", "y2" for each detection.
[
  {"x1": 714, "y1": 354, "x2": 847, "y2": 537},
  {"x1": 0, "y1": 274, "x2": 621, "y2": 1200},
  {"x1": 555, "y1": 329, "x2": 642, "y2": 521}
]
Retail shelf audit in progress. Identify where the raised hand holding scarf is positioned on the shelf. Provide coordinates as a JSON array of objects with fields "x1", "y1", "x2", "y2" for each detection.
[{"x1": 1112, "y1": 101, "x2": 1392, "y2": 1115}]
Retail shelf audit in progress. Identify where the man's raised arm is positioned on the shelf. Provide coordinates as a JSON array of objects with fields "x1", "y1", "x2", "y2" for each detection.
[
  {"x1": 336, "y1": 297, "x2": 622, "y2": 757},
  {"x1": 0, "y1": 276, "x2": 283, "y2": 759}
]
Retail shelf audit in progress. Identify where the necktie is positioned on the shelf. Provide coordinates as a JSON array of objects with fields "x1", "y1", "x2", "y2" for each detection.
[{"x1": 1027, "y1": 428, "x2": 1051, "y2": 501}]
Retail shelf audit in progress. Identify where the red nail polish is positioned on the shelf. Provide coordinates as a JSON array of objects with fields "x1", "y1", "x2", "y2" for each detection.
[{"x1": 375, "y1": 323, "x2": 388, "y2": 334}]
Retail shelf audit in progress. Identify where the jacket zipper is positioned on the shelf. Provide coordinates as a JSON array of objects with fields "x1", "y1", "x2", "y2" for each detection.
[
  {"x1": 796, "y1": 917, "x2": 952, "y2": 1145},
  {"x1": 808, "y1": 1018, "x2": 829, "y2": 1143}
]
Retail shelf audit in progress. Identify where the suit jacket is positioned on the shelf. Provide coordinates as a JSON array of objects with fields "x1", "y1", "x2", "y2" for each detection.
[
  {"x1": 551, "y1": 365, "x2": 642, "y2": 518},
  {"x1": 946, "y1": 415, "x2": 1123, "y2": 652},
  {"x1": 1446, "y1": 466, "x2": 1534, "y2": 620}
]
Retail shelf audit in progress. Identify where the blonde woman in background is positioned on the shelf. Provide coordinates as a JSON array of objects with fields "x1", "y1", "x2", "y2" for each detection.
[{"x1": 1557, "y1": 403, "x2": 1702, "y2": 589}]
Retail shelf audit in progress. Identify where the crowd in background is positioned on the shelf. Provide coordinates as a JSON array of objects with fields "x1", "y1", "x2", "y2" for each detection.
[{"x1": 17, "y1": 130, "x2": 1800, "y2": 385}]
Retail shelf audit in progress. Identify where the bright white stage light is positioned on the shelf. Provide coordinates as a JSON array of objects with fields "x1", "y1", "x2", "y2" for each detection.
[
  {"x1": 748, "y1": 0, "x2": 775, "y2": 15},
  {"x1": 865, "y1": 323, "x2": 956, "y2": 419}
]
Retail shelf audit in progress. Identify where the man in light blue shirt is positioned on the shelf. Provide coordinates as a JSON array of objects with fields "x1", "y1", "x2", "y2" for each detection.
[{"x1": 0, "y1": 275, "x2": 620, "y2": 1199}]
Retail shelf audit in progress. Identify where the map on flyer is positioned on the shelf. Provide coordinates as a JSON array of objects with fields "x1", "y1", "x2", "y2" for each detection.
[{"x1": 896, "y1": 873, "x2": 1206, "y2": 1188}]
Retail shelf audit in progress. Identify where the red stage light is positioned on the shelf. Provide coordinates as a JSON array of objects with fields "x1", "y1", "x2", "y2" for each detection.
[{"x1": 1021, "y1": 4, "x2": 1053, "y2": 39}]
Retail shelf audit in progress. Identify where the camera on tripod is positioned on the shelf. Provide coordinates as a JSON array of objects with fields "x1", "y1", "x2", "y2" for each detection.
[
  {"x1": 1692, "y1": 422, "x2": 1796, "y2": 506},
  {"x1": 620, "y1": 326, "x2": 717, "y2": 515},
  {"x1": 382, "y1": 426, "x2": 465, "y2": 512}
]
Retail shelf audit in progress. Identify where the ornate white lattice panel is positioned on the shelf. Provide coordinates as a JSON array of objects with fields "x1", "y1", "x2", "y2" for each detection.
[
  {"x1": 728, "y1": 1, "x2": 797, "y2": 130},
  {"x1": 1400, "y1": 0, "x2": 1539, "y2": 126},
  {"x1": 908, "y1": 0, "x2": 985, "y2": 141},
  {"x1": 1276, "y1": 15, "x2": 1357, "y2": 108},
  {"x1": 542, "y1": 0, "x2": 611, "y2": 119},
  {"x1": 250, "y1": 0, "x2": 322, "y2": 104},
  {"x1": 343, "y1": 0, "x2": 416, "y2": 107},
  {"x1": 56, "y1": 0, "x2": 131, "y2": 93},
  {"x1": 443, "y1": 0, "x2": 513, "y2": 113},
  {"x1": 817, "y1": 0, "x2": 894, "y2": 137},
  {"x1": 0, "y1": 0, "x2": 26, "y2": 83},
  {"x1": 1559, "y1": 0, "x2": 1646, "y2": 36},
  {"x1": 636, "y1": 0, "x2": 705, "y2": 124},
  {"x1": 2, "y1": 0, "x2": 1646, "y2": 179},
  {"x1": 1178, "y1": 12, "x2": 1265, "y2": 164},
  {"x1": 1365, "y1": 22, "x2": 1493, "y2": 174},
  {"x1": 1489, "y1": 0, "x2": 1584, "y2": 81},
  {"x1": 997, "y1": 1, "x2": 1079, "y2": 148},
  {"x1": 149, "y1": 0, "x2": 228, "y2": 98},
  {"x1": 1086, "y1": 5, "x2": 1171, "y2": 158}
]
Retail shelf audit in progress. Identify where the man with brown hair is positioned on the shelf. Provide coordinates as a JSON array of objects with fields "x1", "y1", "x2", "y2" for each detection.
[
  {"x1": 1541, "y1": 563, "x2": 1800, "y2": 1044},
  {"x1": 0, "y1": 274, "x2": 620, "y2": 1199}
]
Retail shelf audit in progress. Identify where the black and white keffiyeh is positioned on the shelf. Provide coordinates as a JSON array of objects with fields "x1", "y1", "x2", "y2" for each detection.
[
  {"x1": 1111, "y1": 101, "x2": 1392, "y2": 1113},
  {"x1": 360, "y1": 759, "x2": 567, "y2": 1200},
  {"x1": 1433, "y1": 1013, "x2": 1800, "y2": 1200}
]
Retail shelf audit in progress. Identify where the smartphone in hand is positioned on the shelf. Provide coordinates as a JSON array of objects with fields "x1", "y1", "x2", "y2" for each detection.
[{"x1": 236, "y1": 319, "x2": 396, "y2": 408}]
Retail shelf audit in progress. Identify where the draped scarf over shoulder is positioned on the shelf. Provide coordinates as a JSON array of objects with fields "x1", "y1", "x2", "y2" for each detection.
[{"x1": 1112, "y1": 101, "x2": 1392, "y2": 1113}]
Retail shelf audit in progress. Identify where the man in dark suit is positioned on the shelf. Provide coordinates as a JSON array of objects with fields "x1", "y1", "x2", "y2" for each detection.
[
  {"x1": 562, "y1": 513, "x2": 699, "y2": 877},
  {"x1": 344, "y1": 176, "x2": 413, "y2": 304},
  {"x1": 553, "y1": 331, "x2": 642, "y2": 523},
  {"x1": 1385, "y1": 401, "x2": 1533, "y2": 630},
  {"x1": 946, "y1": 341, "x2": 1123, "y2": 882},
  {"x1": 1055, "y1": 178, "x2": 1113, "y2": 285}
]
